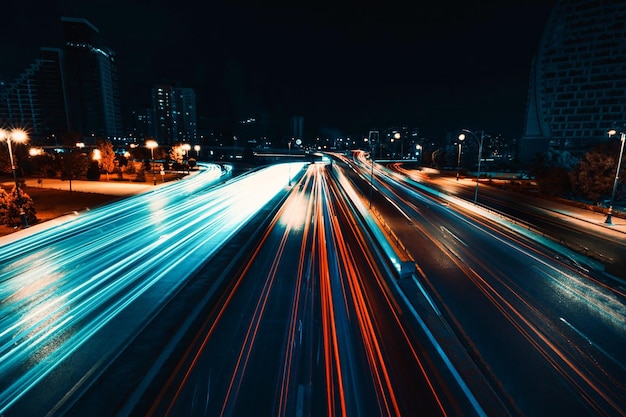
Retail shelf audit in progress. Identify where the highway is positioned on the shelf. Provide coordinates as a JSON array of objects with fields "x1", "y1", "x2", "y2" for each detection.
[
  {"x1": 388, "y1": 162, "x2": 626, "y2": 279},
  {"x1": 135, "y1": 162, "x2": 464, "y2": 417},
  {"x1": 0, "y1": 155, "x2": 624, "y2": 416},
  {"x1": 337, "y1": 151, "x2": 626, "y2": 416},
  {"x1": 0, "y1": 162, "x2": 308, "y2": 416}
]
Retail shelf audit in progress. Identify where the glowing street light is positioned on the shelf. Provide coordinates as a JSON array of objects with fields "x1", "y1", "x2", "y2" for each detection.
[
  {"x1": 605, "y1": 129, "x2": 625, "y2": 225},
  {"x1": 0, "y1": 128, "x2": 29, "y2": 227},
  {"x1": 287, "y1": 140, "x2": 291, "y2": 185},
  {"x1": 29, "y1": 147, "x2": 43, "y2": 156},
  {"x1": 146, "y1": 139, "x2": 158, "y2": 185},
  {"x1": 456, "y1": 134, "x2": 465, "y2": 181},
  {"x1": 181, "y1": 143, "x2": 191, "y2": 157},
  {"x1": 368, "y1": 130, "x2": 379, "y2": 208},
  {"x1": 458, "y1": 129, "x2": 485, "y2": 203},
  {"x1": 181, "y1": 143, "x2": 191, "y2": 174},
  {"x1": 394, "y1": 131, "x2": 403, "y2": 159}
]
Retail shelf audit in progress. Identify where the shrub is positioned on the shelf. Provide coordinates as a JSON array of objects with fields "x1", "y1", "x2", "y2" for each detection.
[
  {"x1": 134, "y1": 168, "x2": 146, "y2": 182},
  {"x1": 0, "y1": 188, "x2": 8, "y2": 225},
  {"x1": 3, "y1": 186, "x2": 37, "y2": 227}
]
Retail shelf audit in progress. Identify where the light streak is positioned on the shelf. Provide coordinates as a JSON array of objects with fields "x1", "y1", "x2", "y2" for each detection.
[{"x1": 0, "y1": 162, "x2": 307, "y2": 414}]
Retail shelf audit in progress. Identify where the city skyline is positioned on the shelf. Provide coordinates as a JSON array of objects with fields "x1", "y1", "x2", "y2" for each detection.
[{"x1": 1, "y1": 1, "x2": 556, "y2": 141}]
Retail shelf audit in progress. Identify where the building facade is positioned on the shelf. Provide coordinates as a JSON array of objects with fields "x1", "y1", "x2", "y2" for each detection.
[
  {"x1": 0, "y1": 17, "x2": 122, "y2": 144},
  {"x1": 61, "y1": 17, "x2": 122, "y2": 140},
  {"x1": 520, "y1": 0, "x2": 626, "y2": 162},
  {"x1": 152, "y1": 85, "x2": 197, "y2": 145},
  {"x1": 127, "y1": 108, "x2": 156, "y2": 145}
]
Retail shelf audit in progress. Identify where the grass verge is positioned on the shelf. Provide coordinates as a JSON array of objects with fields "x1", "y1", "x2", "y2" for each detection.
[{"x1": 0, "y1": 186, "x2": 123, "y2": 237}]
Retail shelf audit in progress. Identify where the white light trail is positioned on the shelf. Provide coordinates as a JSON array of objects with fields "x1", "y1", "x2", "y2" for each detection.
[{"x1": 0, "y1": 162, "x2": 307, "y2": 414}]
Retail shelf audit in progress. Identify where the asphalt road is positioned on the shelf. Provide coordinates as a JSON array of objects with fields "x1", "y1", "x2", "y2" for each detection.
[
  {"x1": 2, "y1": 158, "x2": 624, "y2": 416},
  {"x1": 333, "y1": 153, "x2": 626, "y2": 416}
]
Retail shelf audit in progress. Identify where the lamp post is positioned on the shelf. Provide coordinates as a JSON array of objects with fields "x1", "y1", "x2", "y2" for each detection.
[
  {"x1": 605, "y1": 129, "x2": 625, "y2": 225},
  {"x1": 459, "y1": 129, "x2": 485, "y2": 203},
  {"x1": 288, "y1": 139, "x2": 292, "y2": 186},
  {"x1": 394, "y1": 131, "x2": 403, "y2": 159},
  {"x1": 93, "y1": 148, "x2": 101, "y2": 163},
  {"x1": 456, "y1": 135, "x2": 464, "y2": 181},
  {"x1": 0, "y1": 128, "x2": 29, "y2": 227},
  {"x1": 368, "y1": 130, "x2": 379, "y2": 208},
  {"x1": 181, "y1": 143, "x2": 191, "y2": 174},
  {"x1": 146, "y1": 140, "x2": 158, "y2": 185}
]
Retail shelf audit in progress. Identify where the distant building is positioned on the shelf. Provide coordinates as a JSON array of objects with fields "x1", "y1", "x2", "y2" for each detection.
[
  {"x1": 127, "y1": 108, "x2": 156, "y2": 144},
  {"x1": 0, "y1": 17, "x2": 122, "y2": 144},
  {"x1": 520, "y1": 0, "x2": 626, "y2": 163},
  {"x1": 152, "y1": 85, "x2": 197, "y2": 145},
  {"x1": 292, "y1": 116, "x2": 304, "y2": 143},
  {"x1": 0, "y1": 48, "x2": 68, "y2": 144},
  {"x1": 61, "y1": 17, "x2": 122, "y2": 140}
]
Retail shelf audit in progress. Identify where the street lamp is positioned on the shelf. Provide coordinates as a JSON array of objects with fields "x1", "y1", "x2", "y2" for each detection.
[
  {"x1": 288, "y1": 139, "x2": 292, "y2": 186},
  {"x1": 368, "y1": 130, "x2": 379, "y2": 208},
  {"x1": 605, "y1": 129, "x2": 625, "y2": 225},
  {"x1": 456, "y1": 134, "x2": 465, "y2": 181},
  {"x1": 458, "y1": 129, "x2": 485, "y2": 203},
  {"x1": 394, "y1": 131, "x2": 403, "y2": 159},
  {"x1": 146, "y1": 140, "x2": 158, "y2": 185},
  {"x1": 181, "y1": 143, "x2": 191, "y2": 174},
  {"x1": 0, "y1": 128, "x2": 29, "y2": 227}
]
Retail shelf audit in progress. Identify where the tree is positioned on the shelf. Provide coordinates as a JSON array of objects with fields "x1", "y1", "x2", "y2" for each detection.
[
  {"x1": 97, "y1": 139, "x2": 116, "y2": 180},
  {"x1": 570, "y1": 144, "x2": 623, "y2": 203},
  {"x1": 115, "y1": 154, "x2": 128, "y2": 180},
  {"x1": 0, "y1": 187, "x2": 8, "y2": 225},
  {"x1": 169, "y1": 144, "x2": 185, "y2": 165},
  {"x1": 58, "y1": 132, "x2": 90, "y2": 190},
  {"x1": 60, "y1": 149, "x2": 89, "y2": 183},
  {"x1": 125, "y1": 160, "x2": 137, "y2": 175},
  {"x1": 0, "y1": 147, "x2": 10, "y2": 175},
  {"x1": 30, "y1": 152, "x2": 57, "y2": 178},
  {"x1": 529, "y1": 148, "x2": 577, "y2": 197},
  {"x1": 86, "y1": 160, "x2": 101, "y2": 180},
  {"x1": 134, "y1": 166, "x2": 146, "y2": 182},
  {"x1": 0, "y1": 137, "x2": 29, "y2": 176},
  {"x1": 539, "y1": 166, "x2": 571, "y2": 197},
  {"x1": 431, "y1": 148, "x2": 446, "y2": 169},
  {"x1": 3, "y1": 186, "x2": 37, "y2": 227}
]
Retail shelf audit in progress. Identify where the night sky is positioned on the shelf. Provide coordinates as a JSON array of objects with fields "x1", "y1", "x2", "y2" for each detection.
[{"x1": 1, "y1": 0, "x2": 556, "y2": 140}]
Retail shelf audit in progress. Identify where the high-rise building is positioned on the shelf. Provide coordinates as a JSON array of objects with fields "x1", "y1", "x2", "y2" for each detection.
[
  {"x1": 292, "y1": 116, "x2": 304, "y2": 143},
  {"x1": 128, "y1": 108, "x2": 156, "y2": 144},
  {"x1": 152, "y1": 85, "x2": 197, "y2": 145},
  {"x1": 0, "y1": 48, "x2": 68, "y2": 144},
  {"x1": 37, "y1": 48, "x2": 71, "y2": 141},
  {"x1": 520, "y1": 0, "x2": 626, "y2": 163},
  {"x1": 0, "y1": 17, "x2": 122, "y2": 143},
  {"x1": 61, "y1": 17, "x2": 122, "y2": 140}
]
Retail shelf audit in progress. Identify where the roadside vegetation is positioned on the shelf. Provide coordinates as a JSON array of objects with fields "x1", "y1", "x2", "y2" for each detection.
[
  {"x1": 0, "y1": 186, "x2": 120, "y2": 236},
  {"x1": 529, "y1": 141, "x2": 624, "y2": 208},
  {"x1": 0, "y1": 134, "x2": 198, "y2": 235},
  {"x1": 426, "y1": 136, "x2": 624, "y2": 209}
]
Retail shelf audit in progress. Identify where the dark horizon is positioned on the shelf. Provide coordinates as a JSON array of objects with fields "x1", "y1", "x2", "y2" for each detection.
[{"x1": 0, "y1": 1, "x2": 556, "y2": 141}]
